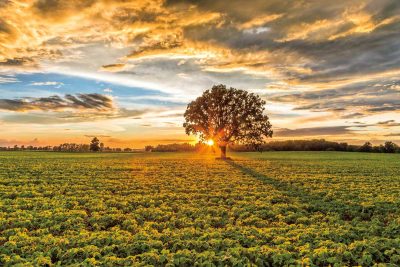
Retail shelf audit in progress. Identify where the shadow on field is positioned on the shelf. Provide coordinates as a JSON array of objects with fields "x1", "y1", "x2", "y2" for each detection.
[{"x1": 225, "y1": 160, "x2": 387, "y2": 221}]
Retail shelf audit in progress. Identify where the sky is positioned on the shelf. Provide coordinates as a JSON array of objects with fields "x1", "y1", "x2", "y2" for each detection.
[{"x1": 0, "y1": 0, "x2": 399, "y2": 147}]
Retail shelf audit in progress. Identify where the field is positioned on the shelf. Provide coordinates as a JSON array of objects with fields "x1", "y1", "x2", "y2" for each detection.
[{"x1": 1, "y1": 151, "x2": 400, "y2": 266}]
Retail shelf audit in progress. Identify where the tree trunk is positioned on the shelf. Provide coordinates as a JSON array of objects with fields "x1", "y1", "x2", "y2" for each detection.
[{"x1": 220, "y1": 145, "x2": 227, "y2": 159}]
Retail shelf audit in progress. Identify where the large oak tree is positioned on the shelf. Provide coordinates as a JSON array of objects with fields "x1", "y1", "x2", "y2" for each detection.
[{"x1": 183, "y1": 84, "x2": 273, "y2": 159}]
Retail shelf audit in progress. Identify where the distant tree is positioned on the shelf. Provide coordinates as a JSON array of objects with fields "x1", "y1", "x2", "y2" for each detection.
[
  {"x1": 339, "y1": 142, "x2": 348, "y2": 151},
  {"x1": 183, "y1": 84, "x2": 273, "y2": 159},
  {"x1": 347, "y1": 145, "x2": 360, "y2": 152},
  {"x1": 383, "y1": 141, "x2": 397, "y2": 153},
  {"x1": 145, "y1": 145, "x2": 154, "y2": 152},
  {"x1": 90, "y1": 137, "x2": 101, "y2": 152},
  {"x1": 81, "y1": 144, "x2": 90, "y2": 152},
  {"x1": 373, "y1": 145, "x2": 385, "y2": 153},
  {"x1": 152, "y1": 143, "x2": 196, "y2": 152},
  {"x1": 358, "y1": 142, "x2": 373, "y2": 152}
]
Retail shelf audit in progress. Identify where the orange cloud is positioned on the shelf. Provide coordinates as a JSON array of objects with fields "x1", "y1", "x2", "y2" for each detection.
[
  {"x1": 100, "y1": 63, "x2": 129, "y2": 72},
  {"x1": 237, "y1": 14, "x2": 283, "y2": 30}
]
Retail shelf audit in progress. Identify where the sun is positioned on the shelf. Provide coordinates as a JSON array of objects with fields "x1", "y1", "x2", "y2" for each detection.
[{"x1": 206, "y1": 139, "x2": 214, "y2": 146}]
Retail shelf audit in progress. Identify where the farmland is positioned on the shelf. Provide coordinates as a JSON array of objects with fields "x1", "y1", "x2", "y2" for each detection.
[{"x1": 1, "y1": 151, "x2": 400, "y2": 266}]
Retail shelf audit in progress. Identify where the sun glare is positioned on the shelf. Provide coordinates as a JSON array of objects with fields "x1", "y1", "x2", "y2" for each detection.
[{"x1": 207, "y1": 139, "x2": 214, "y2": 146}]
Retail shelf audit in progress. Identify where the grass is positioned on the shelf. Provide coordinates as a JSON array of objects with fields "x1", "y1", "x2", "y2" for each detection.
[{"x1": 0, "y1": 151, "x2": 399, "y2": 266}]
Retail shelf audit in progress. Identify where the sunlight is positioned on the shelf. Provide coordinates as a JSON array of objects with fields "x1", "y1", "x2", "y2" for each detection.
[{"x1": 207, "y1": 139, "x2": 214, "y2": 146}]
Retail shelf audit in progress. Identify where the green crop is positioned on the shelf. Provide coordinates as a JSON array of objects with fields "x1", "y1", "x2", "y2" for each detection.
[{"x1": 0, "y1": 151, "x2": 399, "y2": 266}]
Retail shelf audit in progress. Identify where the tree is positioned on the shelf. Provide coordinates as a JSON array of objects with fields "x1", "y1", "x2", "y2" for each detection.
[
  {"x1": 144, "y1": 145, "x2": 154, "y2": 152},
  {"x1": 90, "y1": 137, "x2": 100, "y2": 152},
  {"x1": 383, "y1": 141, "x2": 397, "y2": 153},
  {"x1": 359, "y1": 142, "x2": 372, "y2": 152},
  {"x1": 183, "y1": 84, "x2": 273, "y2": 159}
]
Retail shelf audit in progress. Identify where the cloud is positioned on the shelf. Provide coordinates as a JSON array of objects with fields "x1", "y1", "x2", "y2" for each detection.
[
  {"x1": 0, "y1": 75, "x2": 18, "y2": 83},
  {"x1": 275, "y1": 125, "x2": 369, "y2": 137},
  {"x1": 1, "y1": 0, "x2": 399, "y2": 87},
  {"x1": 377, "y1": 120, "x2": 400, "y2": 127},
  {"x1": 100, "y1": 63, "x2": 128, "y2": 72},
  {"x1": 30, "y1": 81, "x2": 64, "y2": 86},
  {"x1": 0, "y1": 108, "x2": 149, "y2": 125},
  {"x1": 150, "y1": 138, "x2": 195, "y2": 143},
  {"x1": 32, "y1": 0, "x2": 96, "y2": 20},
  {"x1": 385, "y1": 133, "x2": 400, "y2": 137},
  {"x1": 367, "y1": 105, "x2": 400, "y2": 112},
  {"x1": 0, "y1": 138, "x2": 41, "y2": 147},
  {"x1": 237, "y1": 14, "x2": 283, "y2": 30},
  {"x1": 0, "y1": 93, "x2": 113, "y2": 112},
  {"x1": 341, "y1": 113, "x2": 365, "y2": 119},
  {"x1": 0, "y1": 57, "x2": 33, "y2": 66},
  {"x1": 84, "y1": 135, "x2": 111, "y2": 138},
  {"x1": 269, "y1": 77, "x2": 400, "y2": 119},
  {"x1": 0, "y1": 57, "x2": 38, "y2": 70}
]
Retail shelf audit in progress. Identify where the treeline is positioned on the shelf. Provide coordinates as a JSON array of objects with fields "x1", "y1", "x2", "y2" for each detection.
[
  {"x1": 0, "y1": 144, "x2": 139, "y2": 152},
  {"x1": 2, "y1": 139, "x2": 399, "y2": 153},
  {"x1": 231, "y1": 140, "x2": 399, "y2": 153},
  {"x1": 145, "y1": 139, "x2": 400, "y2": 153},
  {"x1": 0, "y1": 137, "x2": 140, "y2": 152},
  {"x1": 145, "y1": 143, "x2": 210, "y2": 152}
]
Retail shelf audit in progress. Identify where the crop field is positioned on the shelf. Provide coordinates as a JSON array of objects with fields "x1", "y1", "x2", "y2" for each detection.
[{"x1": 1, "y1": 151, "x2": 400, "y2": 266}]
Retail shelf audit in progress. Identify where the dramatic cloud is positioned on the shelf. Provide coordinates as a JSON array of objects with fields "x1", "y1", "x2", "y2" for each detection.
[
  {"x1": 269, "y1": 77, "x2": 400, "y2": 118},
  {"x1": 2, "y1": 0, "x2": 400, "y2": 86}
]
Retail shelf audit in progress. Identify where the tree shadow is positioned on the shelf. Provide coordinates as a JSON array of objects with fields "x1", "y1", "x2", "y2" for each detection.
[{"x1": 226, "y1": 159, "x2": 387, "y2": 221}]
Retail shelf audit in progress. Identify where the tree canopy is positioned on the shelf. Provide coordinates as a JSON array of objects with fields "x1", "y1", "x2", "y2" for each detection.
[
  {"x1": 183, "y1": 84, "x2": 273, "y2": 158},
  {"x1": 90, "y1": 137, "x2": 100, "y2": 152}
]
